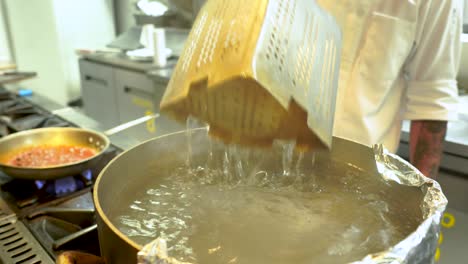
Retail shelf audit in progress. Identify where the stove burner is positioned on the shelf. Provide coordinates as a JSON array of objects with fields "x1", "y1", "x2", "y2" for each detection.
[
  {"x1": 2, "y1": 173, "x2": 94, "y2": 208},
  {"x1": 83, "y1": 169, "x2": 93, "y2": 181},
  {"x1": 55, "y1": 177, "x2": 79, "y2": 195},
  {"x1": 36, "y1": 174, "x2": 91, "y2": 197},
  {"x1": 34, "y1": 176, "x2": 83, "y2": 197},
  {"x1": 35, "y1": 179, "x2": 45, "y2": 190},
  {"x1": 26, "y1": 207, "x2": 100, "y2": 258}
]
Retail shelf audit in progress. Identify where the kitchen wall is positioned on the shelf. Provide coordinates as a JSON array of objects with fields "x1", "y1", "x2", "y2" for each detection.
[
  {"x1": 0, "y1": 0, "x2": 12, "y2": 62},
  {"x1": 113, "y1": 0, "x2": 206, "y2": 34},
  {"x1": 4, "y1": 0, "x2": 115, "y2": 105}
]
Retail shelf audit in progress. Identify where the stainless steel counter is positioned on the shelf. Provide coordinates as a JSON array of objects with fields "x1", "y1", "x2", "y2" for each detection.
[
  {"x1": 146, "y1": 67, "x2": 174, "y2": 83},
  {"x1": 82, "y1": 52, "x2": 175, "y2": 85},
  {"x1": 82, "y1": 53, "x2": 177, "y2": 75},
  {"x1": 82, "y1": 27, "x2": 187, "y2": 80}
]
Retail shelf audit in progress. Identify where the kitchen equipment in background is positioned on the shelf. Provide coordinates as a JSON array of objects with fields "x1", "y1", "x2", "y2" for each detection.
[
  {"x1": 134, "y1": 0, "x2": 199, "y2": 28},
  {"x1": 167, "y1": 0, "x2": 196, "y2": 21},
  {"x1": 153, "y1": 28, "x2": 168, "y2": 67},
  {"x1": 137, "y1": 0, "x2": 169, "y2": 17},
  {"x1": 108, "y1": 26, "x2": 188, "y2": 59},
  {"x1": 0, "y1": 114, "x2": 158, "y2": 180},
  {"x1": 166, "y1": 0, "x2": 207, "y2": 22},
  {"x1": 79, "y1": 58, "x2": 184, "y2": 141},
  {"x1": 0, "y1": 70, "x2": 36, "y2": 84},
  {"x1": 160, "y1": 0, "x2": 342, "y2": 149},
  {"x1": 107, "y1": 26, "x2": 144, "y2": 51},
  {"x1": 79, "y1": 59, "x2": 120, "y2": 129},
  {"x1": 133, "y1": 12, "x2": 192, "y2": 29},
  {"x1": 114, "y1": 0, "x2": 205, "y2": 33},
  {"x1": 125, "y1": 25, "x2": 172, "y2": 62},
  {"x1": 125, "y1": 48, "x2": 172, "y2": 62},
  {"x1": 95, "y1": 128, "x2": 445, "y2": 264}
]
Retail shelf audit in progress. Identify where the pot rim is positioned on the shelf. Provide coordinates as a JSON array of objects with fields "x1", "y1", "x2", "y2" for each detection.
[{"x1": 94, "y1": 128, "x2": 208, "y2": 251}]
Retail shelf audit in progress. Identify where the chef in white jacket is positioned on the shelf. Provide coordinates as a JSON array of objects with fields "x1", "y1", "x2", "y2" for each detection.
[{"x1": 318, "y1": 0, "x2": 464, "y2": 178}]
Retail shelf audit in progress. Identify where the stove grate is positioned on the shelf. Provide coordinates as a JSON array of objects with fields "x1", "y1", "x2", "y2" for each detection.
[
  {"x1": 0, "y1": 216, "x2": 54, "y2": 264},
  {"x1": 0, "y1": 197, "x2": 14, "y2": 221}
]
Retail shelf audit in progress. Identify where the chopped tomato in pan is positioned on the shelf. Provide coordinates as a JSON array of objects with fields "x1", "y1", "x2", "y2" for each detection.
[{"x1": 8, "y1": 145, "x2": 96, "y2": 168}]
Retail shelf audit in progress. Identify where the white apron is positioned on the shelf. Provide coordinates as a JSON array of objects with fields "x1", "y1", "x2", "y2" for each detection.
[{"x1": 316, "y1": 0, "x2": 419, "y2": 152}]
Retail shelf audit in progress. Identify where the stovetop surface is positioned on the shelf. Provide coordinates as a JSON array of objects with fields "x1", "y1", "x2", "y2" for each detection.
[
  {"x1": 0, "y1": 143, "x2": 119, "y2": 262},
  {"x1": 0, "y1": 87, "x2": 121, "y2": 263}
]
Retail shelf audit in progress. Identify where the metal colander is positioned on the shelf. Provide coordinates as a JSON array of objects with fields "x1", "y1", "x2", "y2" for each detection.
[{"x1": 160, "y1": 0, "x2": 342, "y2": 149}]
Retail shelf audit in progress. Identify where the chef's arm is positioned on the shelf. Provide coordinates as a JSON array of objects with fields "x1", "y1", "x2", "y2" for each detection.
[
  {"x1": 409, "y1": 120, "x2": 447, "y2": 179},
  {"x1": 403, "y1": 0, "x2": 462, "y2": 180}
]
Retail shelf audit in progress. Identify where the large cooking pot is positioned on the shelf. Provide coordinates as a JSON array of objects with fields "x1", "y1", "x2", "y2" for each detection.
[{"x1": 94, "y1": 128, "x2": 446, "y2": 264}]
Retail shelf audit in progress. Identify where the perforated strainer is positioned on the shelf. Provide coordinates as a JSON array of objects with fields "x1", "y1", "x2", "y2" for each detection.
[{"x1": 160, "y1": 0, "x2": 342, "y2": 149}]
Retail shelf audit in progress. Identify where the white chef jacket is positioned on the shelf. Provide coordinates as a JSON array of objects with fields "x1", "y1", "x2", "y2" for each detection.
[{"x1": 317, "y1": 0, "x2": 464, "y2": 152}]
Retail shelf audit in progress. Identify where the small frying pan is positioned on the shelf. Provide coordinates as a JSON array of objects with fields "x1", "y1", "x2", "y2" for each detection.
[{"x1": 0, "y1": 114, "x2": 159, "y2": 180}]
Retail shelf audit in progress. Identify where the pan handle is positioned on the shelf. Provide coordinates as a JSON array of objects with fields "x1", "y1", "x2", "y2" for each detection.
[{"x1": 103, "y1": 113, "x2": 160, "y2": 136}]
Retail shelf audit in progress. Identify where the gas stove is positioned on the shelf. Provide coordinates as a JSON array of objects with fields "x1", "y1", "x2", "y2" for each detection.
[
  {"x1": 0, "y1": 89, "x2": 70, "y2": 137},
  {"x1": 0, "y1": 88, "x2": 121, "y2": 263}
]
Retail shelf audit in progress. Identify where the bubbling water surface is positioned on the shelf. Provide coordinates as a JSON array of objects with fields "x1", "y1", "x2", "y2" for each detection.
[{"x1": 113, "y1": 134, "x2": 422, "y2": 264}]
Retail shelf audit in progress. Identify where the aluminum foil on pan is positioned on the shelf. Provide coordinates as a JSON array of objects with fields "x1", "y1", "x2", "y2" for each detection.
[
  {"x1": 138, "y1": 238, "x2": 190, "y2": 264},
  {"x1": 352, "y1": 145, "x2": 447, "y2": 264}
]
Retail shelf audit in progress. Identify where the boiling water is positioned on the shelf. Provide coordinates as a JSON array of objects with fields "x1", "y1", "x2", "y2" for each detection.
[
  {"x1": 114, "y1": 144, "x2": 422, "y2": 264},
  {"x1": 185, "y1": 116, "x2": 199, "y2": 168}
]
